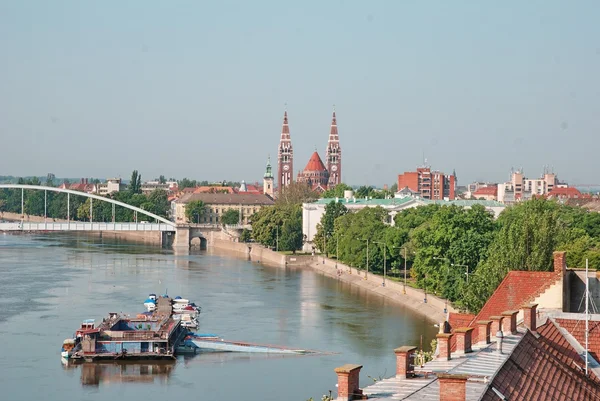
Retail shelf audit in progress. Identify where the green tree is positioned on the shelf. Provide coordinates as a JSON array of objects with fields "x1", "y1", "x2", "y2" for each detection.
[
  {"x1": 129, "y1": 170, "x2": 142, "y2": 194},
  {"x1": 461, "y1": 198, "x2": 563, "y2": 312},
  {"x1": 185, "y1": 200, "x2": 206, "y2": 224},
  {"x1": 146, "y1": 189, "x2": 170, "y2": 217},
  {"x1": 250, "y1": 204, "x2": 302, "y2": 250},
  {"x1": 410, "y1": 205, "x2": 498, "y2": 304},
  {"x1": 313, "y1": 201, "x2": 348, "y2": 255},
  {"x1": 321, "y1": 183, "x2": 352, "y2": 198},
  {"x1": 279, "y1": 213, "x2": 303, "y2": 253},
  {"x1": 240, "y1": 228, "x2": 252, "y2": 243},
  {"x1": 276, "y1": 182, "x2": 317, "y2": 206},
  {"x1": 178, "y1": 178, "x2": 197, "y2": 190},
  {"x1": 221, "y1": 209, "x2": 240, "y2": 225},
  {"x1": 158, "y1": 175, "x2": 166, "y2": 184}
]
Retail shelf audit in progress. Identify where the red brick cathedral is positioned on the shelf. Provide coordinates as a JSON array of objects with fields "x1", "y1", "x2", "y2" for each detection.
[{"x1": 277, "y1": 110, "x2": 342, "y2": 192}]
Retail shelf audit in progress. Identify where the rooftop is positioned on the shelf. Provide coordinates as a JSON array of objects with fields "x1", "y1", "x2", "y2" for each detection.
[
  {"x1": 310, "y1": 197, "x2": 505, "y2": 208},
  {"x1": 176, "y1": 192, "x2": 274, "y2": 205}
]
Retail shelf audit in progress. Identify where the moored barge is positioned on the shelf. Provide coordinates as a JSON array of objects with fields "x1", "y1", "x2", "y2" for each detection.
[{"x1": 63, "y1": 296, "x2": 188, "y2": 362}]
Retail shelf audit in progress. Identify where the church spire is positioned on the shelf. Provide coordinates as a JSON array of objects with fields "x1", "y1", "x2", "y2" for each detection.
[
  {"x1": 326, "y1": 108, "x2": 342, "y2": 188},
  {"x1": 277, "y1": 110, "x2": 293, "y2": 189}
]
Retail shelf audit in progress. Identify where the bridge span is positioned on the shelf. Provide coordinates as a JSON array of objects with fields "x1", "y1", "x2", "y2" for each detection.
[{"x1": 0, "y1": 184, "x2": 223, "y2": 247}]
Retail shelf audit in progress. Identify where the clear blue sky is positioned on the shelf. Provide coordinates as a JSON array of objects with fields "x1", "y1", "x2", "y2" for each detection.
[{"x1": 1, "y1": 1, "x2": 599, "y2": 187}]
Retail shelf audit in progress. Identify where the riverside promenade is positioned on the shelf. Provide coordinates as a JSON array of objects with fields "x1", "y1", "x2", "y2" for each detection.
[
  {"x1": 303, "y1": 255, "x2": 455, "y2": 324},
  {"x1": 208, "y1": 233, "x2": 454, "y2": 323}
]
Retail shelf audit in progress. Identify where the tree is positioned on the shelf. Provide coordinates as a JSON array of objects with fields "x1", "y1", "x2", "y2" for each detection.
[
  {"x1": 129, "y1": 170, "x2": 142, "y2": 194},
  {"x1": 240, "y1": 228, "x2": 252, "y2": 243},
  {"x1": 185, "y1": 200, "x2": 206, "y2": 224},
  {"x1": 313, "y1": 201, "x2": 348, "y2": 255},
  {"x1": 221, "y1": 209, "x2": 240, "y2": 225},
  {"x1": 250, "y1": 204, "x2": 302, "y2": 250},
  {"x1": 158, "y1": 175, "x2": 166, "y2": 184},
  {"x1": 178, "y1": 178, "x2": 197, "y2": 190},
  {"x1": 279, "y1": 213, "x2": 303, "y2": 253},
  {"x1": 410, "y1": 205, "x2": 498, "y2": 304},
  {"x1": 321, "y1": 183, "x2": 352, "y2": 199},
  {"x1": 276, "y1": 182, "x2": 317, "y2": 206},
  {"x1": 147, "y1": 189, "x2": 170, "y2": 217}
]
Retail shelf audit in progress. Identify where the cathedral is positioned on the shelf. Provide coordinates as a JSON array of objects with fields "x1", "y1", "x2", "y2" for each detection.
[{"x1": 276, "y1": 110, "x2": 342, "y2": 192}]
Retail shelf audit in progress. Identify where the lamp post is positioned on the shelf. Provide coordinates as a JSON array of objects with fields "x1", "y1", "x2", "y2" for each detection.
[
  {"x1": 452, "y1": 263, "x2": 469, "y2": 284},
  {"x1": 433, "y1": 257, "x2": 450, "y2": 314},
  {"x1": 373, "y1": 241, "x2": 387, "y2": 287},
  {"x1": 276, "y1": 225, "x2": 279, "y2": 252},
  {"x1": 335, "y1": 232, "x2": 339, "y2": 270},
  {"x1": 357, "y1": 238, "x2": 369, "y2": 280}
]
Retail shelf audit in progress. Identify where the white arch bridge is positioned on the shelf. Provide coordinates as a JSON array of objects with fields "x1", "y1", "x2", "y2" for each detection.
[
  {"x1": 0, "y1": 185, "x2": 226, "y2": 247},
  {"x1": 0, "y1": 184, "x2": 176, "y2": 232}
]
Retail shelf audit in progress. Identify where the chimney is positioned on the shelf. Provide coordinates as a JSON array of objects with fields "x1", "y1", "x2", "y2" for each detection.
[
  {"x1": 553, "y1": 251, "x2": 566, "y2": 274},
  {"x1": 454, "y1": 327, "x2": 474, "y2": 355},
  {"x1": 438, "y1": 374, "x2": 468, "y2": 401},
  {"x1": 490, "y1": 316, "x2": 504, "y2": 340},
  {"x1": 394, "y1": 346, "x2": 417, "y2": 379},
  {"x1": 522, "y1": 303, "x2": 538, "y2": 332},
  {"x1": 334, "y1": 364, "x2": 363, "y2": 401},
  {"x1": 501, "y1": 310, "x2": 518, "y2": 335},
  {"x1": 85, "y1": 178, "x2": 88, "y2": 184},
  {"x1": 476, "y1": 320, "x2": 492, "y2": 346},
  {"x1": 436, "y1": 333, "x2": 453, "y2": 361}
]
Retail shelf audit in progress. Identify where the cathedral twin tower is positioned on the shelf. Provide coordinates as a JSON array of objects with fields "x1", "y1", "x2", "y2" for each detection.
[{"x1": 276, "y1": 111, "x2": 342, "y2": 192}]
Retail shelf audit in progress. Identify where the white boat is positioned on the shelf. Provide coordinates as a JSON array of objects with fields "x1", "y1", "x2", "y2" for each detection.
[
  {"x1": 61, "y1": 338, "x2": 75, "y2": 359},
  {"x1": 143, "y1": 298, "x2": 156, "y2": 311},
  {"x1": 177, "y1": 314, "x2": 199, "y2": 329}
]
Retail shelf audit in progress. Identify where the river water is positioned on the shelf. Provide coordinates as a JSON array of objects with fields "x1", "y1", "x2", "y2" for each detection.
[{"x1": 0, "y1": 233, "x2": 436, "y2": 401}]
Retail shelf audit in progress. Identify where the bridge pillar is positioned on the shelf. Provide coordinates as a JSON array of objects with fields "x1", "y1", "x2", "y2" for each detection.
[{"x1": 174, "y1": 226, "x2": 191, "y2": 248}]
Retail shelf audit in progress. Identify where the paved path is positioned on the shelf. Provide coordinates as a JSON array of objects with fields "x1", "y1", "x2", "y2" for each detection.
[{"x1": 307, "y1": 257, "x2": 453, "y2": 323}]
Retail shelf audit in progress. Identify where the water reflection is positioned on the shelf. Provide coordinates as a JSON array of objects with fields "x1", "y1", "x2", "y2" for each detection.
[{"x1": 61, "y1": 361, "x2": 175, "y2": 386}]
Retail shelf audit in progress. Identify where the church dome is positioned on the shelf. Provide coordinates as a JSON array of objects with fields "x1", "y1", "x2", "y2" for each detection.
[{"x1": 303, "y1": 152, "x2": 327, "y2": 172}]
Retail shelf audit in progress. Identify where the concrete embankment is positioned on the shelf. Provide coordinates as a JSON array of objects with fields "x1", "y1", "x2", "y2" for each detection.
[{"x1": 209, "y1": 234, "x2": 453, "y2": 323}]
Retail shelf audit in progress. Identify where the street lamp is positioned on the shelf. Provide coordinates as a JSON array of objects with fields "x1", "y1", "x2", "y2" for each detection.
[
  {"x1": 335, "y1": 232, "x2": 339, "y2": 270},
  {"x1": 356, "y1": 238, "x2": 369, "y2": 280},
  {"x1": 433, "y1": 257, "x2": 450, "y2": 314},
  {"x1": 396, "y1": 246, "x2": 411, "y2": 295},
  {"x1": 452, "y1": 264, "x2": 469, "y2": 283},
  {"x1": 373, "y1": 241, "x2": 387, "y2": 287}
]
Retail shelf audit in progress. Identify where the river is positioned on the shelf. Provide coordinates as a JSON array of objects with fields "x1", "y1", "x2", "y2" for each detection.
[{"x1": 0, "y1": 233, "x2": 436, "y2": 401}]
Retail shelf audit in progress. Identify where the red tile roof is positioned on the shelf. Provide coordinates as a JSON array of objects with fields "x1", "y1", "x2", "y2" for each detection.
[
  {"x1": 448, "y1": 312, "x2": 476, "y2": 330},
  {"x1": 556, "y1": 318, "x2": 600, "y2": 361},
  {"x1": 473, "y1": 186, "x2": 498, "y2": 196},
  {"x1": 302, "y1": 151, "x2": 327, "y2": 172},
  {"x1": 475, "y1": 271, "x2": 560, "y2": 324},
  {"x1": 481, "y1": 320, "x2": 600, "y2": 401},
  {"x1": 548, "y1": 187, "x2": 583, "y2": 198}
]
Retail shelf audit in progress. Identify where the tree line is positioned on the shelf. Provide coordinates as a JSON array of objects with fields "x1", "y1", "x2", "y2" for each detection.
[{"x1": 249, "y1": 181, "x2": 600, "y2": 313}]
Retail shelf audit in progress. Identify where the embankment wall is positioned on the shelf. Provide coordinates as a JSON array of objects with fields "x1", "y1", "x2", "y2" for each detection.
[{"x1": 209, "y1": 236, "x2": 452, "y2": 323}]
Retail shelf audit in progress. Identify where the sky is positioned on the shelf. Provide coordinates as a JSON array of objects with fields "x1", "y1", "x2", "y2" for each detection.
[{"x1": 1, "y1": 1, "x2": 599, "y2": 187}]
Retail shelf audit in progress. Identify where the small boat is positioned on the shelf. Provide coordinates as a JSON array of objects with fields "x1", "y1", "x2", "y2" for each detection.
[
  {"x1": 143, "y1": 298, "x2": 156, "y2": 311},
  {"x1": 174, "y1": 314, "x2": 199, "y2": 329},
  {"x1": 61, "y1": 338, "x2": 76, "y2": 359}
]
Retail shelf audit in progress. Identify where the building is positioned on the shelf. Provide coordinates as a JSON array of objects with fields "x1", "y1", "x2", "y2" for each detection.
[
  {"x1": 97, "y1": 178, "x2": 125, "y2": 196},
  {"x1": 276, "y1": 110, "x2": 342, "y2": 192},
  {"x1": 472, "y1": 185, "x2": 498, "y2": 201},
  {"x1": 277, "y1": 111, "x2": 294, "y2": 190},
  {"x1": 174, "y1": 193, "x2": 274, "y2": 225},
  {"x1": 263, "y1": 157, "x2": 274, "y2": 198},
  {"x1": 497, "y1": 168, "x2": 570, "y2": 204},
  {"x1": 547, "y1": 186, "x2": 584, "y2": 200},
  {"x1": 60, "y1": 178, "x2": 97, "y2": 194},
  {"x1": 325, "y1": 111, "x2": 342, "y2": 188},
  {"x1": 296, "y1": 151, "x2": 329, "y2": 192},
  {"x1": 141, "y1": 180, "x2": 178, "y2": 194},
  {"x1": 301, "y1": 192, "x2": 505, "y2": 251},
  {"x1": 397, "y1": 165, "x2": 456, "y2": 200},
  {"x1": 336, "y1": 251, "x2": 600, "y2": 401}
]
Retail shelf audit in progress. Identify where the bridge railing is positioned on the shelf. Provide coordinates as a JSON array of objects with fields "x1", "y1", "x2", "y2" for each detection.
[{"x1": 0, "y1": 222, "x2": 174, "y2": 232}]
